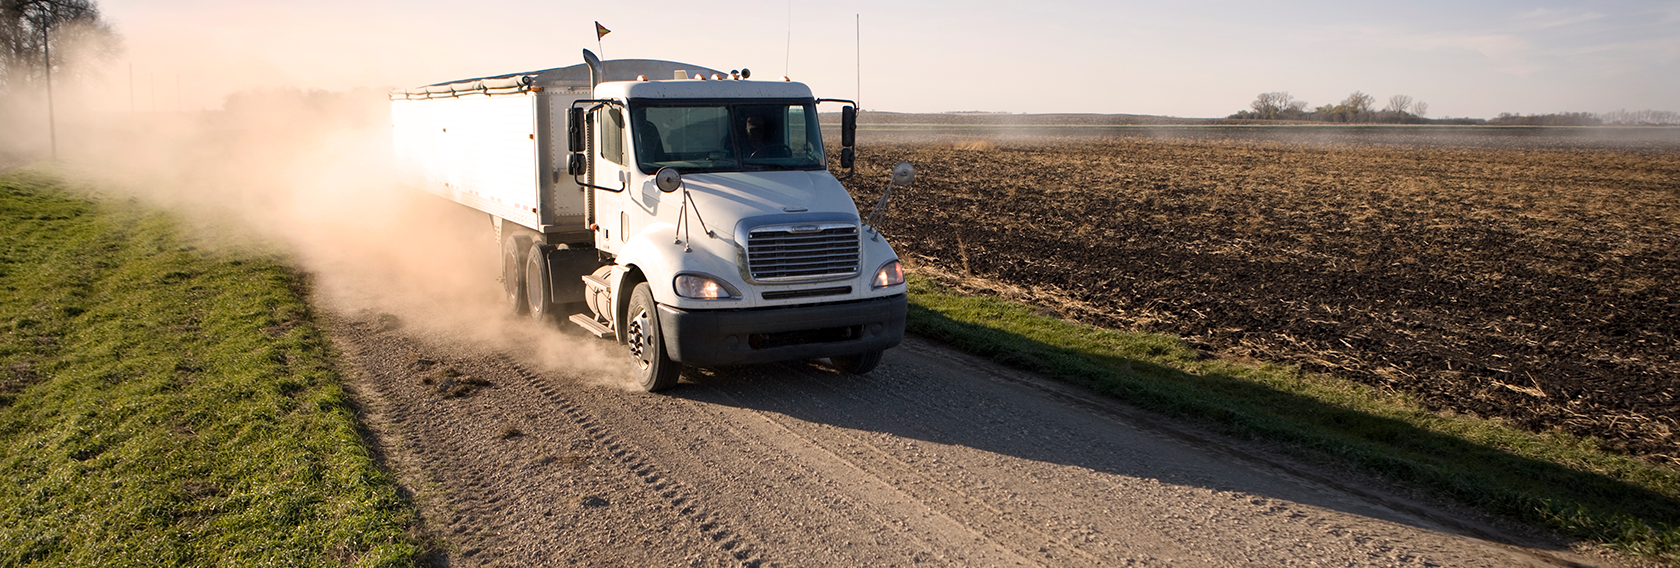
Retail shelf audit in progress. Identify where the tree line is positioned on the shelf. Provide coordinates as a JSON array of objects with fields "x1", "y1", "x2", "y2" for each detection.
[
  {"x1": 1230, "y1": 91, "x2": 1436, "y2": 124},
  {"x1": 0, "y1": 0, "x2": 120, "y2": 97},
  {"x1": 1232, "y1": 91, "x2": 1679, "y2": 126},
  {"x1": 1492, "y1": 109, "x2": 1680, "y2": 126},
  {"x1": 1436, "y1": 110, "x2": 1677, "y2": 126}
]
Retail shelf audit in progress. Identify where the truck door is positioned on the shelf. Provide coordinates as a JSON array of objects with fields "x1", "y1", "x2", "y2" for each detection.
[{"x1": 594, "y1": 106, "x2": 632, "y2": 253}]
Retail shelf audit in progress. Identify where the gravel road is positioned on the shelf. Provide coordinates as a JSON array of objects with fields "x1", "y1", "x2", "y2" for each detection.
[{"x1": 329, "y1": 309, "x2": 1631, "y2": 567}]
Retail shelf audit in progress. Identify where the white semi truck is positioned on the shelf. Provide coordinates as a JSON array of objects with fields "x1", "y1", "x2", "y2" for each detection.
[{"x1": 390, "y1": 51, "x2": 913, "y2": 391}]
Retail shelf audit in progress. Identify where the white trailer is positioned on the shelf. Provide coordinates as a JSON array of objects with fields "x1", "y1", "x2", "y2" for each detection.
[{"x1": 391, "y1": 51, "x2": 913, "y2": 391}]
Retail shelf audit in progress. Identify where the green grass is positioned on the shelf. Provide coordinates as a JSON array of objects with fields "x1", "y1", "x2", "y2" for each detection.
[
  {"x1": 0, "y1": 168, "x2": 422, "y2": 567},
  {"x1": 905, "y1": 275, "x2": 1680, "y2": 562}
]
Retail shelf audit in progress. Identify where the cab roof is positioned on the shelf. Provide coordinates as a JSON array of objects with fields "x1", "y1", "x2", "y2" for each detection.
[{"x1": 595, "y1": 78, "x2": 814, "y2": 101}]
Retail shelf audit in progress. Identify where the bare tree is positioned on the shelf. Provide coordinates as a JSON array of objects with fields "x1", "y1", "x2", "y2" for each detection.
[
  {"x1": 0, "y1": 0, "x2": 121, "y2": 95},
  {"x1": 1385, "y1": 94, "x2": 1413, "y2": 114},
  {"x1": 1341, "y1": 91, "x2": 1375, "y2": 114},
  {"x1": 1249, "y1": 92, "x2": 1282, "y2": 119},
  {"x1": 1413, "y1": 101, "x2": 1428, "y2": 117},
  {"x1": 1249, "y1": 91, "x2": 1301, "y2": 119}
]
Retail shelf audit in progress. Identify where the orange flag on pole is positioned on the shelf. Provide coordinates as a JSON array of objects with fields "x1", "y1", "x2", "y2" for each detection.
[{"x1": 595, "y1": 21, "x2": 611, "y2": 40}]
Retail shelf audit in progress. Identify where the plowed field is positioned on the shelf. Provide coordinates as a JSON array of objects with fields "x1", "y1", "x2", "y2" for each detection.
[{"x1": 842, "y1": 130, "x2": 1680, "y2": 461}]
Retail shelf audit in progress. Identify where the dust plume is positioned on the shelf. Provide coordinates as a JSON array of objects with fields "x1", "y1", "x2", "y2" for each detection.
[{"x1": 35, "y1": 86, "x2": 633, "y2": 385}]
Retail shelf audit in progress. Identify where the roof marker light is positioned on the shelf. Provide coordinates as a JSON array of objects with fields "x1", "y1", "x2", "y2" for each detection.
[{"x1": 636, "y1": 74, "x2": 647, "y2": 81}]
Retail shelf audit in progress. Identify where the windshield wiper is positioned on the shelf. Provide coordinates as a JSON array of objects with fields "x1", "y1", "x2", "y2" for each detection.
[{"x1": 743, "y1": 162, "x2": 818, "y2": 171}]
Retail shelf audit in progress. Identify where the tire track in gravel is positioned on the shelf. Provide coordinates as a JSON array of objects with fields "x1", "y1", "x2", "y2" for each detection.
[
  {"x1": 333, "y1": 309, "x2": 1634, "y2": 567},
  {"x1": 495, "y1": 353, "x2": 772, "y2": 567},
  {"x1": 333, "y1": 312, "x2": 768, "y2": 567},
  {"x1": 675, "y1": 368, "x2": 1045, "y2": 566},
  {"x1": 685, "y1": 359, "x2": 1326, "y2": 566},
  {"x1": 667, "y1": 340, "x2": 1613, "y2": 567},
  {"x1": 694, "y1": 363, "x2": 1091, "y2": 566},
  {"x1": 564, "y1": 364, "x2": 961, "y2": 566}
]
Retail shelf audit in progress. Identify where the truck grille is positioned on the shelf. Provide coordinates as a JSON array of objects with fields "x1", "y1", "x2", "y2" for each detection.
[{"x1": 746, "y1": 223, "x2": 860, "y2": 282}]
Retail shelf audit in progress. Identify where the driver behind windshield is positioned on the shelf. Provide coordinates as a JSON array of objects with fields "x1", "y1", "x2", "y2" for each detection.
[{"x1": 739, "y1": 112, "x2": 789, "y2": 159}]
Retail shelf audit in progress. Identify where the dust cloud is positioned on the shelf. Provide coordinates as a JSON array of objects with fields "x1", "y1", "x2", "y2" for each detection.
[{"x1": 18, "y1": 85, "x2": 634, "y2": 385}]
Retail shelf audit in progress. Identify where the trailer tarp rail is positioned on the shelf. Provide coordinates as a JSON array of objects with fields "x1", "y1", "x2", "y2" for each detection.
[{"x1": 388, "y1": 59, "x2": 726, "y2": 101}]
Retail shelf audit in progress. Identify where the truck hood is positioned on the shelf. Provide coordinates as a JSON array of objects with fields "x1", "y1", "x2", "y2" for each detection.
[{"x1": 665, "y1": 171, "x2": 862, "y2": 239}]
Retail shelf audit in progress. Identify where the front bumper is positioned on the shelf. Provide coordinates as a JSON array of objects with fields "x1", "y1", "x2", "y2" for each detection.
[{"x1": 657, "y1": 294, "x2": 908, "y2": 367}]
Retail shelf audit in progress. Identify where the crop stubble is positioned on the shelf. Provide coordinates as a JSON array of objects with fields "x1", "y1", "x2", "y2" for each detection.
[{"x1": 844, "y1": 133, "x2": 1679, "y2": 461}]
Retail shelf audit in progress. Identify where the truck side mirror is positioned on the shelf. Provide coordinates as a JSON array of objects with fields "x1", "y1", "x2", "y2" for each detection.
[
  {"x1": 567, "y1": 153, "x2": 585, "y2": 176},
  {"x1": 841, "y1": 106, "x2": 856, "y2": 147},
  {"x1": 840, "y1": 147, "x2": 854, "y2": 170},
  {"x1": 567, "y1": 107, "x2": 585, "y2": 153},
  {"x1": 655, "y1": 167, "x2": 682, "y2": 193},
  {"x1": 891, "y1": 162, "x2": 914, "y2": 186}
]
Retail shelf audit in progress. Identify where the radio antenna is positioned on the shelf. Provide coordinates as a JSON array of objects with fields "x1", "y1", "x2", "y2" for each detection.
[
  {"x1": 784, "y1": 0, "x2": 792, "y2": 76},
  {"x1": 855, "y1": 14, "x2": 861, "y2": 108}
]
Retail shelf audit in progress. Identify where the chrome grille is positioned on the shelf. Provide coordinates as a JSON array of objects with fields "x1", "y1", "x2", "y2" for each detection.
[{"x1": 747, "y1": 223, "x2": 860, "y2": 282}]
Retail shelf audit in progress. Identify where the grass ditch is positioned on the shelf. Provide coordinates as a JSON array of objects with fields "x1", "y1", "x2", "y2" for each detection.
[
  {"x1": 904, "y1": 275, "x2": 1680, "y2": 562},
  {"x1": 0, "y1": 168, "x2": 422, "y2": 566}
]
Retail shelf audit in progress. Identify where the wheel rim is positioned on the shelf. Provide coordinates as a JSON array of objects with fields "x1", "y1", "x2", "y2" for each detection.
[
  {"x1": 627, "y1": 305, "x2": 654, "y2": 370},
  {"x1": 502, "y1": 250, "x2": 520, "y2": 305},
  {"x1": 525, "y1": 253, "x2": 543, "y2": 315}
]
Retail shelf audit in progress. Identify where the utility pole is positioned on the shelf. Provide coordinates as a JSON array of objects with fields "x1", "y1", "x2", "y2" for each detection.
[
  {"x1": 41, "y1": 8, "x2": 58, "y2": 160},
  {"x1": 129, "y1": 63, "x2": 134, "y2": 112}
]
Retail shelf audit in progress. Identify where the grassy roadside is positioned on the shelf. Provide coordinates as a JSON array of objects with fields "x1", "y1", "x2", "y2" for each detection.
[
  {"x1": 0, "y1": 168, "x2": 421, "y2": 566},
  {"x1": 905, "y1": 275, "x2": 1680, "y2": 562}
]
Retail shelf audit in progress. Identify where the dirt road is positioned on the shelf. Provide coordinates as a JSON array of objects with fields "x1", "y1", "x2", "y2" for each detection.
[{"x1": 331, "y1": 310, "x2": 1628, "y2": 567}]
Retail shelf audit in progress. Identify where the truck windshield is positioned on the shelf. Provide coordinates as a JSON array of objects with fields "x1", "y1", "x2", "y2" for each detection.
[{"x1": 630, "y1": 101, "x2": 825, "y2": 174}]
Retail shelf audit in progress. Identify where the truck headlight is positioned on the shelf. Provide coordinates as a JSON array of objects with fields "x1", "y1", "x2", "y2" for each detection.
[
  {"x1": 872, "y1": 260, "x2": 904, "y2": 289},
  {"x1": 674, "y1": 273, "x2": 740, "y2": 300}
]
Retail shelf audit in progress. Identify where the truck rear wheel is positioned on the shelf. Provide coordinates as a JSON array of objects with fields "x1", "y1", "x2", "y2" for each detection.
[
  {"x1": 829, "y1": 351, "x2": 884, "y2": 374},
  {"x1": 502, "y1": 234, "x2": 533, "y2": 315},
  {"x1": 625, "y1": 282, "x2": 681, "y2": 391},
  {"x1": 524, "y1": 243, "x2": 555, "y2": 323}
]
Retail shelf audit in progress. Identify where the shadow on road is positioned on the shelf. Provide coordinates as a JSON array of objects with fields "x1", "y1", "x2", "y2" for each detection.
[{"x1": 668, "y1": 315, "x2": 1679, "y2": 558}]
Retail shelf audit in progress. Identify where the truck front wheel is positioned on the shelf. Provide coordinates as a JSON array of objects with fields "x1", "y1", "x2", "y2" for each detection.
[{"x1": 625, "y1": 282, "x2": 681, "y2": 391}]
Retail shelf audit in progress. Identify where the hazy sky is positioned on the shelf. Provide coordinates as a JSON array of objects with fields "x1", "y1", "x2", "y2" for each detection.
[{"x1": 99, "y1": 0, "x2": 1678, "y2": 118}]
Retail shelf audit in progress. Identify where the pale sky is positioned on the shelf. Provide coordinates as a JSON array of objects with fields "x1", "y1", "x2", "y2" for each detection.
[{"x1": 97, "y1": 0, "x2": 1679, "y2": 118}]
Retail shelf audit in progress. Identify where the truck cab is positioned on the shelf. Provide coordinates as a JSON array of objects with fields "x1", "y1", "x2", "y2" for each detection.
[
  {"x1": 570, "y1": 75, "x2": 908, "y2": 390},
  {"x1": 391, "y1": 54, "x2": 910, "y2": 391}
]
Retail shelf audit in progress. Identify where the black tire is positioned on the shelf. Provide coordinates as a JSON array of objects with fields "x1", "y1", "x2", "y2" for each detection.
[
  {"x1": 524, "y1": 243, "x2": 555, "y2": 323},
  {"x1": 501, "y1": 234, "x2": 533, "y2": 315},
  {"x1": 625, "y1": 282, "x2": 681, "y2": 391},
  {"x1": 829, "y1": 350, "x2": 884, "y2": 374}
]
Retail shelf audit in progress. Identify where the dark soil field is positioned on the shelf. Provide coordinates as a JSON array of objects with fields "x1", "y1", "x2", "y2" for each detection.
[{"x1": 840, "y1": 127, "x2": 1680, "y2": 462}]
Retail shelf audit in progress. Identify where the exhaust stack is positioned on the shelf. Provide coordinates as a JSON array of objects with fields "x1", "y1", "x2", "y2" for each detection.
[{"x1": 582, "y1": 49, "x2": 604, "y2": 88}]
